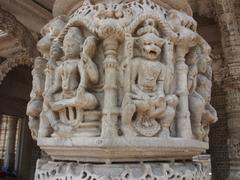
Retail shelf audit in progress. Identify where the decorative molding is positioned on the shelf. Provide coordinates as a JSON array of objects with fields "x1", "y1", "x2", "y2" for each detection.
[{"x1": 35, "y1": 160, "x2": 210, "y2": 180}]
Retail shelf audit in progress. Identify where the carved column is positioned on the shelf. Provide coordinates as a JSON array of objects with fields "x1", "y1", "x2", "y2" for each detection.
[
  {"x1": 101, "y1": 37, "x2": 120, "y2": 138},
  {"x1": 0, "y1": 116, "x2": 8, "y2": 165},
  {"x1": 14, "y1": 118, "x2": 21, "y2": 172},
  {"x1": 226, "y1": 87, "x2": 240, "y2": 179},
  {"x1": 214, "y1": 0, "x2": 240, "y2": 179},
  {"x1": 30, "y1": 0, "x2": 216, "y2": 179},
  {"x1": 175, "y1": 46, "x2": 192, "y2": 138},
  {"x1": 2, "y1": 115, "x2": 18, "y2": 172}
]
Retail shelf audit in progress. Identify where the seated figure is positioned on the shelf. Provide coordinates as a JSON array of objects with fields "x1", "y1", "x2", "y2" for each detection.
[
  {"x1": 45, "y1": 27, "x2": 99, "y2": 137},
  {"x1": 122, "y1": 19, "x2": 178, "y2": 137}
]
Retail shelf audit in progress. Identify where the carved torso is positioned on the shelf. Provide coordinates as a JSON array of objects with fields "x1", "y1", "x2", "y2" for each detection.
[
  {"x1": 196, "y1": 73, "x2": 212, "y2": 102},
  {"x1": 133, "y1": 58, "x2": 164, "y2": 93},
  {"x1": 58, "y1": 59, "x2": 79, "y2": 98}
]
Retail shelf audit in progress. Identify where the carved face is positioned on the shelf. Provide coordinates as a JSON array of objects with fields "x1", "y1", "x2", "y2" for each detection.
[
  {"x1": 63, "y1": 27, "x2": 83, "y2": 59},
  {"x1": 197, "y1": 58, "x2": 207, "y2": 74},
  {"x1": 140, "y1": 33, "x2": 164, "y2": 60},
  {"x1": 63, "y1": 40, "x2": 80, "y2": 59}
]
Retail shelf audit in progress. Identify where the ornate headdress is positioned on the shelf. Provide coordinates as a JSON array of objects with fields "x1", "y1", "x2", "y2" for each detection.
[
  {"x1": 136, "y1": 18, "x2": 165, "y2": 47},
  {"x1": 136, "y1": 18, "x2": 159, "y2": 36}
]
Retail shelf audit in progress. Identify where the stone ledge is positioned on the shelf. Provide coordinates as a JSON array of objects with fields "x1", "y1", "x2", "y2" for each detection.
[{"x1": 38, "y1": 137, "x2": 208, "y2": 162}]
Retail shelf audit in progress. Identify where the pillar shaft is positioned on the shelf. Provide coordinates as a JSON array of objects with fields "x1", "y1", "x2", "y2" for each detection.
[
  {"x1": 214, "y1": 0, "x2": 240, "y2": 178},
  {"x1": 2, "y1": 115, "x2": 18, "y2": 172},
  {"x1": 101, "y1": 37, "x2": 120, "y2": 138},
  {"x1": 175, "y1": 46, "x2": 192, "y2": 138}
]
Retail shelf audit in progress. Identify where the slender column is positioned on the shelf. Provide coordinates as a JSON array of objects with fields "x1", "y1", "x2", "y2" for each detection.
[
  {"x1": 226, "y1": 88, "x2": 240, "y2": 179},
  {"x1": 14, "y1": 118, "x2": 22, "y2": 172},
  {"x1": 101, "y1": 37, "x2": 120, "y2": 139},
  {"x1": 0, "y1": 116, "x2": 8, "y2": 166},
  {"x1": 2, "y1": 115, "x2": 18, "y2": 172},
  {"x1": 175, "y1": 46, "x2": 192, "y2": 138}
]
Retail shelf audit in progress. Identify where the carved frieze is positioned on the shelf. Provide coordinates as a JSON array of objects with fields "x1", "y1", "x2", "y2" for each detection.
[
  {"x1": 35, "y1": 159, "x2": 210, "y2": 180},
  {"x1": 27, "y1": 0, "x2": 217, "y2": 161}
]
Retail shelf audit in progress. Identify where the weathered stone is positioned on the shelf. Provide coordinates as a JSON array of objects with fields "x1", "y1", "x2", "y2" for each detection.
[{"x1": 25, "y1": 0, "x2": 218, "y2": 179}]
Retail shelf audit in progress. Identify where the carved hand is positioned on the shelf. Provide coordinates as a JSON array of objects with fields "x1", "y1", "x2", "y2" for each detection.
[{"x1": 77, "y1": 86, "x2": 86, "y2": 98}]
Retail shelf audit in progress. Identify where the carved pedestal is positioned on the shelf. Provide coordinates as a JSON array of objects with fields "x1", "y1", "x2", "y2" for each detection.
[{"x1": 27, "y1": 0, "x2": 217, "y2": 179}]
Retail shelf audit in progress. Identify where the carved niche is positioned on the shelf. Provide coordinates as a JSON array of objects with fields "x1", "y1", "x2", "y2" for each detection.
[{"x1": 27, "y1": 0, "x2": 217, "y2": 162}]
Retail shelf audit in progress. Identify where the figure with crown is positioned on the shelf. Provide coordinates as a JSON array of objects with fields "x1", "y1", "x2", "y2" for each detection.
[
  {"x1": 121, "y1": 18, "x2": 178, "y2": 137},
  {"x1": 43, "y1": 27, "x2": 100, "y2": 137}
]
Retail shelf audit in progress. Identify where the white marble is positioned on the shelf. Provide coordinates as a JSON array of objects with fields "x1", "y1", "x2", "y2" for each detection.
[{"x1": 27, "y1": 0, "x2": 217, "y2": 170}]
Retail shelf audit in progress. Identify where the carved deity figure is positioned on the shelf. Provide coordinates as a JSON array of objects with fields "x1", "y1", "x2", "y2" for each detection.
[
  {"x1": 122, "y1": 19, "x2": 178, "y2": 137},
  {"x1": 167, "y1": 9, "x2": 198, "y2": 45},
  {"x1": 26, "y1": 58, "x2": 46, "y2": 140},
  {"x1": 45, "y1": 27, "x2": 99, "y2": 137},
  {"x1": 188, "y1": 47, "x2": 217, "y2": 141},
  {"x1": 26, "y1": 17, "x2": 68, "y2": 140}
]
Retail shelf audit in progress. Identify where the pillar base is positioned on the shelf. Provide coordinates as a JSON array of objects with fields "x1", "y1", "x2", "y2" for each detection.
[{"x1": 35, "y1": 155, "x2": 211, "y2": 180}]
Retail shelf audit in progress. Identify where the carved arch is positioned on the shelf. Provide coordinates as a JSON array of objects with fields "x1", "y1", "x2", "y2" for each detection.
[{"x1": 0, "y1": 8, "x2": 38, "y2": 84}]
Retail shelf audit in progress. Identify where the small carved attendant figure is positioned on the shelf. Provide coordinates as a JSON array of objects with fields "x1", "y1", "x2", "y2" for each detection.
[
  {"x1": 45, "y1": 27, "x2": 99, "y2": 136},
  {"x1": 122, "y1": 19, "x2": 177, "y2": 137},
  {"x1": 27, "y1": 58, "x2": 47, "y2": 140},
  {"x1": 197, "y1": 57, "x2": 217, "y2": 142},
  {"x1": 188, "y1": 48, "x2": 217, "y2": 141},
  {"x1": 187, "y1": 47, "x2": 203, "y2": 140}
]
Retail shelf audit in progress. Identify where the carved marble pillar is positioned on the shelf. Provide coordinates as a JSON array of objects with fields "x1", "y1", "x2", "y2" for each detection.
[
  {"x1": 14, "y1": 118, "x2": 21, "y2": 173},
  {"x1": 175, "y1": 46, "x2": 192, "y2": 138},
  {"x1": 102, "y1": 37, "x2": 120, "y2": 138},
  {"x1": 213, "y1": 0, "x2": 240, "y2": 179},
  {"x1": 2, "y1": 115, "x2": 18, "y2": 172},
  {"x1": 0, "y1": 116, "x2": 8, "y2": 165},
  {"x1": 29, "y1": 0, "x2": 217, "y2": 179}
]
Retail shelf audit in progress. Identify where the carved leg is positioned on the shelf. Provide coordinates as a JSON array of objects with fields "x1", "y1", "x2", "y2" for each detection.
[
  {"x1": 28, "y1": 117, "x2": 39, "y2": 140},
  {"x1": 189, "y1": 93, "x2": 205, "y2": 140},
  {"x1": 191, "y1": 112, "x2": 203, "y2": 140},
  {"x1": 159, "y1": 95, "x2": 178, "y2": 138},
  {"x1": 203, "y1": 103, "x2": 218, "y2": 124},
  {"x1": 121, "y1": 103, "x2": 137, "y2": 137},
  {"x1": 202, "y1": 125, "x2": 209, "y2": 142},
  {"x1": 159, "y1": 108, "x2": 174, "y2": 138},
  {"x1": 38, "y1": 109, "x2": 53, "y2": 137}
]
